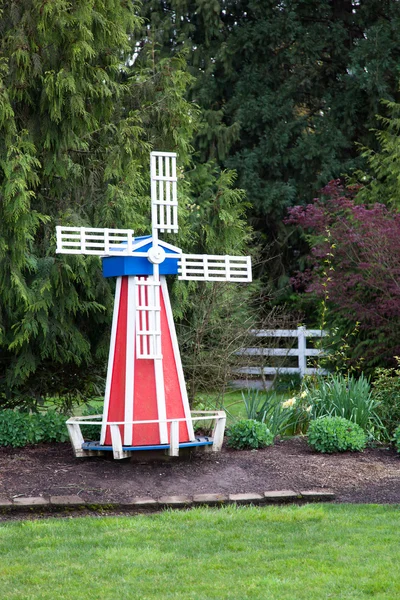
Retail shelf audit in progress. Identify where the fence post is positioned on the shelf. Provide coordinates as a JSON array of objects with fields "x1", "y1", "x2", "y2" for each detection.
[{"x1": 298, "y1": 326, "x2": 307, "y2": 378}]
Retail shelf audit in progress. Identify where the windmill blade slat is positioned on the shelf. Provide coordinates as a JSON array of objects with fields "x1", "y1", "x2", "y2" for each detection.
[
  {"x1": 59, "y1": 241, "x2": 106, "y2": 248},
  {"x1": 179, "y1": 275, "x2": 251, "y2": 282},
  {"x1": 179, "y1": 253, "x2": 250, "y2": 261},
  {"x1": 184, "y1": 269, "x2": 246, "y2": 276},
  {"x1": 152, "y1": 176, "x2": 178, "y2": 182},
  {"x1": 153, "y1": 199, "x2": 178, "y2": 205}
]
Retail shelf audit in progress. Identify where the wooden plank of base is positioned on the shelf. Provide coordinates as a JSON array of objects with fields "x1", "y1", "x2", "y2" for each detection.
[
  {"x1": 66, "y1": 422, "x2": 86, "y2": 458},
  {"x1": 110, "y1": 424, "x2": 129, "y2": 460},
  {"x1": 212, "y1": 411, "x2": 226, "y2": 452},
  {"x1": 168, "y1": 420, "x2": 179, "y2": 457}
]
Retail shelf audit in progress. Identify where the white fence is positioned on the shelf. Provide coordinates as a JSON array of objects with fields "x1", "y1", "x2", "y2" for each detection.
[{"x1": 234, "y1": 326, "x2": 328, "y2": 383}]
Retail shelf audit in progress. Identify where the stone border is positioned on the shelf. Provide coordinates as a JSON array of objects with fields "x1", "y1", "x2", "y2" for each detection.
[{"x1": 0, "y1": 490, "x2": 335, "y2": 514}]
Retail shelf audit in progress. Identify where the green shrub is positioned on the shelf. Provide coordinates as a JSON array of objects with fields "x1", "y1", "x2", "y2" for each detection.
[
  {"x1": 0, "y1": 410, "x2": 40, "y2": 447},
  {"x1": 79, "y1": 405, "x2": 103, "y2": 441},
  {"x1": 372, "y1": 363, "x2": 400, "y2": 440},
  {"x1": 0, "y1": 410, "x2": 69, "y2": 447},
  {"x1": 394, "y1": 426, "x2": 400, "y2": 453},
  {"x1": 35, "y1": 411, "x2": 69, "y2": 443},
  {"x1": 304, "y1": 373, "x2": 383, "y2": 440},
  {"x1": 226, "y1": 419, "x2": 274, "y2": 450},
  {"x1": 308, "y1": 416, "x2": 367, "y2": 454}
]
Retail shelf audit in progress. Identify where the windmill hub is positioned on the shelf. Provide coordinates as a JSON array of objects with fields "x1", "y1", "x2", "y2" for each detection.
[{"x1": 147, "y1": 245, "x2": 166, "y2": 265}]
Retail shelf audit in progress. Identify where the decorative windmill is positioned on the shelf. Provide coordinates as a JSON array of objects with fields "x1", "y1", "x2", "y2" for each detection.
[{"x1": 58, "y1": 152, "x2": 252, "y2": 459}]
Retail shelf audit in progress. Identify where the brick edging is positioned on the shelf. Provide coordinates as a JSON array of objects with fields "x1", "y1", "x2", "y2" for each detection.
[{"x1": 0, "y1": 490, "x2": 335, "y2": 513}]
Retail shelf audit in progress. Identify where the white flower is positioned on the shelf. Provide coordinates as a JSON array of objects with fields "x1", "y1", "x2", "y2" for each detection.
[
  {"x1": 306, "y1": 405, "x2": 312, "y2": 413},
  {"x1": 282, "y1": 397, "x2": 296, "y2": 409},
  {"x1": 300, "y1": 390, "x2": 307, "y2": 399}
]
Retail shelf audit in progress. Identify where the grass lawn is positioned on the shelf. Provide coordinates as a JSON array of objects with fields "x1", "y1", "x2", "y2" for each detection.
[{"x1": 1, "y1": 504, "x2": 400, "y2": 599}]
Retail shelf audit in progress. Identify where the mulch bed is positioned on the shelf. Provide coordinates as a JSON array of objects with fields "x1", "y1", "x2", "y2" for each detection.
[{"x1": 0, "y1": 437, "x2": 399, "y2": 505}]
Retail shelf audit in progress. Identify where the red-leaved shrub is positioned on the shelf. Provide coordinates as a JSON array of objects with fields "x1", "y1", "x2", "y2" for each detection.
[{"x1": 286, "y1": 180, "x2": 400, "y2": 371}]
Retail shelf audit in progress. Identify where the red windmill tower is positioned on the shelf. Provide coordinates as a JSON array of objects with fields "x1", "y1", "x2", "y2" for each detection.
[{"x1": 58, "y1": 152, "x2": 252, "y2": 458}]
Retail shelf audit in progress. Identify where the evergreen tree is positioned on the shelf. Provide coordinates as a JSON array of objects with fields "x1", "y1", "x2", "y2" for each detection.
[
  {"x1": 0, "y1": 1, "x2": 196, "y2": 403},
  {"x1": 0, "y1": 1, "x2": 252, "y2": 405},
  {"x1": 355, "y1": 99, "x2": 400, "y2": 208}
]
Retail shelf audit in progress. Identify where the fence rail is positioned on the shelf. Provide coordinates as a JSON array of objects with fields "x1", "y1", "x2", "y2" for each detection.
[{"x1": 234, "y1": 326, "x2": 328, "y2": 382}]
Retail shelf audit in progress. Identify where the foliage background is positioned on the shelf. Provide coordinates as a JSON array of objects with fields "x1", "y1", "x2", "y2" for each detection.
[
  {"x1": 0, "y1": 0, "x2": 252, "y2": 405},
  {"x1": 3, "y1": 1, "x2": 400, "y2": 404},
  {"x1": 142, "y1": 0, "x2": 400, "y2": 291}
]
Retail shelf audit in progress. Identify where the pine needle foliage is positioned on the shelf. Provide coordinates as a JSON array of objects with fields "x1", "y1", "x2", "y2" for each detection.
[
  {"x1": 0, "y1": 2, "x2": 253, "y2": 407},
  {"x1": 0, "y1": 1, "x2": 201, "y2": 405},
  {"x1": 355, "y1": 99, "x2": 400, "y2": 208}
]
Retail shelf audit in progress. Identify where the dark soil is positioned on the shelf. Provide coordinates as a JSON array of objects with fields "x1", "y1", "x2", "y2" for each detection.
[{"x1": 0, "y1": 437, "x2": 399, "y2": 504}]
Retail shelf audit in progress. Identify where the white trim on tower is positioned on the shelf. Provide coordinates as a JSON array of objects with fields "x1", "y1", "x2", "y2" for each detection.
[
  {"x1": 154, "y1": 269, "x2": 168, "y2": 444},
  {"x1": 161, "y1": 277, "x2": 195, "y2": 441},
  {"x1": 100, "y1": 277, "x2": 122, "y2": 445}
]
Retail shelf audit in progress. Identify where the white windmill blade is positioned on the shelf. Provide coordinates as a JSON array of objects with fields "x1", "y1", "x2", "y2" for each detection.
[
  {"x1": 178, "y1": 254, "x2": 252, "y2": 282},
  {"x1": 151, "y1": 151, "x2": 178, "y2": 239},
  {"x1": 56, "y1": 226, "x2": 135, "y2": 256}
]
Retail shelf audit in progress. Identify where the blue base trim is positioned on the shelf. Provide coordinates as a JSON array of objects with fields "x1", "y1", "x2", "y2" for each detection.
[{"x1": 82, "y1": 436, "x2": 213, "y2": 452}]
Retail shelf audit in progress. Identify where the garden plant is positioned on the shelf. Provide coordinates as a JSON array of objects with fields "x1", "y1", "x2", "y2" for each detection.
[
  {"x1": 0, "y1": 410, "x2": 68, "y2": 447},
  {"x1": 241, "y1": 389, "x2": 310, "y2": 438},
  {"x1": 307, "y1": 416, "x2": 367, "y2": 454},
  {"x1": 302, "y1": 373, "x2": 383, "y2": 441},
  {"x1": 371, "y1": 362, "x2": 400, "y2": 440},
  {"x1": 226, "y1": 419, "x2": 274, "y2": 450},
  {"x1": 394, "y1": 426, "x2": 400, "y2": 454}
]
